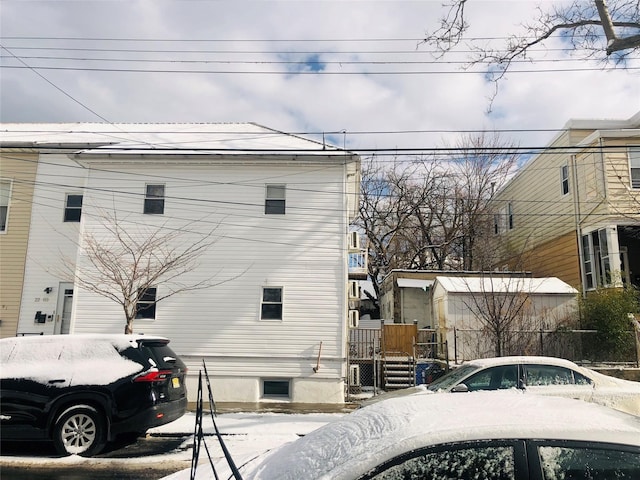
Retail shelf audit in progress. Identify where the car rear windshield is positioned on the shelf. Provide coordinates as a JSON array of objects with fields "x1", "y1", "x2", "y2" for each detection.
[{"x1": 138, "y1": 341, "x2": 183, "y2": 369}]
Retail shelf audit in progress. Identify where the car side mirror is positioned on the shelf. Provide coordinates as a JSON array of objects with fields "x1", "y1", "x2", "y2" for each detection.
[{"x1": 451, "y1": 383, "x2": 469, "y2": 393}]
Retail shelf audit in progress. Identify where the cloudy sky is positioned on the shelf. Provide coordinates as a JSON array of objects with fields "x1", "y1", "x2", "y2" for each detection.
[{"x1": 1, "y1": 0, "x2": 638, "y2": 152}]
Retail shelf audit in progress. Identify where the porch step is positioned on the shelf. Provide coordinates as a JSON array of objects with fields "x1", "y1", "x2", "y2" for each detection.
[{"x1": 383, "y1": 356, "x2": 415, "y2": 390}]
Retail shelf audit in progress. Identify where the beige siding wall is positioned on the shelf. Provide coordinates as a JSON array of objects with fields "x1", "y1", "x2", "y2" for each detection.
[
  {"x1": 492, "y1": 131, "x2": 576, "y2": 256},
  {"x1": 489, "y1": 127, "x2": 640, "y2": 289},
  {"x1": 0, "y1": 151, "x2": 37, "y2": 338},
  {"x1": 518, "y1": 232, "x2": 582, "y2": 289}
]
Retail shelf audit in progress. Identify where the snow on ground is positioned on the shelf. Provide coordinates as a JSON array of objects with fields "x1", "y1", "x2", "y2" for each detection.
[{"x1": 0, "y1": 410, "x2": 343, "y2": 471}]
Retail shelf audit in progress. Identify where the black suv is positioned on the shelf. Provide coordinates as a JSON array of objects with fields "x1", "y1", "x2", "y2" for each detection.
[{"x1": 0, "y1": 334, "x2": 188, "y2": 456}]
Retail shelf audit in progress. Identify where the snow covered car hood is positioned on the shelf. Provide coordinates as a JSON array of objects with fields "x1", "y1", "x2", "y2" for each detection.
[{"x1": 211, "y1": 392, "x2": 640, "y2": 480}]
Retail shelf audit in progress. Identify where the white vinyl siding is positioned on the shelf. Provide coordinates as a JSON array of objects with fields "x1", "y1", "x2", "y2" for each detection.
[{"x1": 68, "y1": 162, "x2": 349, "y2": 400}]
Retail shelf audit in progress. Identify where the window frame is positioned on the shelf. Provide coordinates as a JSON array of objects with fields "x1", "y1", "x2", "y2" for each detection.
[
  {"x1": 63, "y1": 193, "x2": 83, "y2": 223},
  {"x1": 561, "y1": 165, "x2": 570, "y2": 196},
  {"x1": 0, "y1": 179, "x2": 11, "y2": 233},
  {"x1": 530, "y1": 439, "x2": 640, "y2": 480},
  {"x1": 260, "y1": 286, "x2": 283, "y2": 321},
  {"x1": 265, "y1": 184, "x2": 286, "y2": 215},
  {"x1": 262, "y1": 379, "x2": 291, "y2": 399},
  {"x1": 359, "y1": 439, "x2": 526, "y2": 480},
  {"x1": 144, "y1": 184, "x2": 165, "y2": 215},
  {"x1": 629, "y1": 146, "x2": 640, "y2": 189},
  {"x1": 135, "y1": 287, "x2": 157, "y2": 319}
]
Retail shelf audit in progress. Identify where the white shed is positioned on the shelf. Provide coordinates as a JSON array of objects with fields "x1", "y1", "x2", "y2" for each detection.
[{"x1": 431, "y1": 276, "x2": 579, "y2": 363}]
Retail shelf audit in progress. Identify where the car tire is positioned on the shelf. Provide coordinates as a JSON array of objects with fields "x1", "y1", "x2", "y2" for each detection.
[{"x1": 53, "y1": 405, "x2": 107, "y2": 456}]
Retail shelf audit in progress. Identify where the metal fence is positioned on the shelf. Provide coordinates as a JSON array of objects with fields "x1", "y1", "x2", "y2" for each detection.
[
  {"x1": 347, "y1": 328, "x2": 447, "y2": 400},
  {"x1": 347, "y1": 326, "x2": 640, "y2": 401},
  {"x1": 451, "y1": 328, "x2": 640, "y2": 366}
]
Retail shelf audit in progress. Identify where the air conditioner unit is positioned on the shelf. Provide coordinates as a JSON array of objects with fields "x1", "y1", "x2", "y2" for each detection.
[
  {"x1": 348, "y1": 231, "x2": 360, "y2": 251},
  {"x1": 348, "y1": 281, "x2": 360, "y2": 299},
  {"x1": 349, "y1": 364, "x2": 361, "y2": 386},
  {"x1": 348, "y1": 309, "x2": 360, "y2": 329}
]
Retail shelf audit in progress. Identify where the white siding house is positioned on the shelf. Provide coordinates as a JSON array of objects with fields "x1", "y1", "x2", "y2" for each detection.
[
  {"x1": 1, "y1": 123, "x2": 360, "y2": 404},
  {"x1": 431, "y1": 276, "x2": 579, "y2": 363}
]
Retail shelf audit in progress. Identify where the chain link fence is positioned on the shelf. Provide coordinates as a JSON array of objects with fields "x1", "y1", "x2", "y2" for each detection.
[
  {"x1": 347, "y1": 326, "x2": 640, "y2": 401},
  {"x1": 451, "y1": 328, "x2": 639, "y2": 366}
]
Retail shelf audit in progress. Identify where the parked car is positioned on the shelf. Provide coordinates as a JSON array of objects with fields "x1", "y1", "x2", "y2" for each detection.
[
  {"x1": 421, "y1": 355, "x2": 640, "y2": 416},
  {"x1": 190, "y1": 392, "x2": 640, "y2": 480},
  {"x1": 0, "y1": 334, "x2": 187, "y2": 456}
]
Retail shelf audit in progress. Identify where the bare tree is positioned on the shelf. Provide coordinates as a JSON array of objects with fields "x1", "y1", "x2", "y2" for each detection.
[
  {"x1": 422, "y1": 0, "x2": 640, "y2": 102},
  {"x1": 357, "y1": 133, "x2": 518, "y2": 305},
  {"x1": 63, "y1": 208, "x2": 237, "y2": 334},
  {"x1": 461, "y1": 274, "x2": 538, "y2": 357}
]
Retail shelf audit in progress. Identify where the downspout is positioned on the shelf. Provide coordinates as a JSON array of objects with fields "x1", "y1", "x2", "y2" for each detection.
[{"x1": 571, "y1": 153, "x2": 585, "y2": 297}]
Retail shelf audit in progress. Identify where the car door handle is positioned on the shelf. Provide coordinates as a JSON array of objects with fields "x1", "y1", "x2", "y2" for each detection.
[{"x1": 48, "y1": 379, "x2": 66, "y2": 384}]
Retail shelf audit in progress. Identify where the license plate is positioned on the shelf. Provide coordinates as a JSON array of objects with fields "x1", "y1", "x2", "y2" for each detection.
[{"x1": 172, "y1": 377, "x2": 180, "y2": 388}]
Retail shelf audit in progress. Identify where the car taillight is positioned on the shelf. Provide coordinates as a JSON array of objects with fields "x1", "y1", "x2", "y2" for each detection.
[{"x1": 134, "y1": 370, "x2": 173, "y2": 383}]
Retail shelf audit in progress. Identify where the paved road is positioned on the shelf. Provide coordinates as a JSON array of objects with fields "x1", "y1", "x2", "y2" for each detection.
[{"x1": 0, "y1": 434, "x2": 192, "y2": 479}]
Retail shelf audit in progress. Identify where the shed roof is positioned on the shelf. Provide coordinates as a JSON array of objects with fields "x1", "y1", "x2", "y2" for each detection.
[
  {"x1": 396, "y1": 278, "x2": 434, "y2": 290},
  {"x1": 434, "y1": 276, "x2": 578, "y2": 295}
]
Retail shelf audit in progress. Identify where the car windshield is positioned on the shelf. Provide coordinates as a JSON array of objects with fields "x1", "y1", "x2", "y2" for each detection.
[{"x1": 427, "y1": 364, "x2": 479, "y2": 391}]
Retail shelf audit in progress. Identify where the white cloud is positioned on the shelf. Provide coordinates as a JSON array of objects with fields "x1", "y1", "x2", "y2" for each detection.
[{"x1": 1, "y1": 0, "x2": 638, "y2": 152}]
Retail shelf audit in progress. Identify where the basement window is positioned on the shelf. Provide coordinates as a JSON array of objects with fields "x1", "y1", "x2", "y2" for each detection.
[{"x1": 262, "y1": 379, "x2": 290, "y2": 398}]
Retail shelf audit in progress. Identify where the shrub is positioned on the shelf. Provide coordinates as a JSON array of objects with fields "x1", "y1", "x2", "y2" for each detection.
[{"x1": 580, "y1": 287, "x2": 639, "y2": 362}]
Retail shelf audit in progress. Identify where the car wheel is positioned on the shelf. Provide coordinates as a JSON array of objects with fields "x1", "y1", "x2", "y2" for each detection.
[{"x1": 53, "y1": 405, "x2": 107, "y2": 456}]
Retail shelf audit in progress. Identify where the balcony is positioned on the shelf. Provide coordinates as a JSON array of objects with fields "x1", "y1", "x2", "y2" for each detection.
[{"x1": 348, "y1": 250, "x2": 368, "y2": 280}]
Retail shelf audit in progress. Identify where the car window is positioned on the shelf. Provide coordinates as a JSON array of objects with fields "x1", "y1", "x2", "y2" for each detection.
[
  {"x1": 365, "y1": 444, "x2": 516, "y2": 480},
  {"x1": 427, "y1": 364, "x2": 479, "y2": 391},
  {"x1": 524, "y1": 365, "x2": 578, "y2": 386},
  {"x1": 539, "y1": 445, "x2": 640, "y2": 480},
  {"x1": 138, "y1": 341, "x2": 183, "y2": 369},
  {"x1": 464, "y1": 365, "x2": 519, "y2": 391}
]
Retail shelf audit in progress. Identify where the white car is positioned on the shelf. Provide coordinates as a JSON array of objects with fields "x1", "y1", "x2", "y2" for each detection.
[
  {"x1": 420, "y1": 356, "x2": 640, "y2": 416},
  {"x1": 185, "y1": 392, "x2": 640, "y2": 480}
]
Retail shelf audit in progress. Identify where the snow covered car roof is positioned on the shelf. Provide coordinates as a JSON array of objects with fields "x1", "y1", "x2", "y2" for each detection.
[
  {"x1": 230, "y1": 392, "x2": 640, "y2": 480},
  {"x1": 463, "y1": 355, "x2": 581, "y2": 368}
]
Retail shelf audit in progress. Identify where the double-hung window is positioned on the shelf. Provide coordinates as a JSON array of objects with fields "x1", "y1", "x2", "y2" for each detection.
[
  {"x1": 64, "y1": 194, "x2": 83, "y2": 222},
  {"x1": 144, "y1": 184, "x2": 165, "y2": 214},
  {"x1": 136, "y1": 287, "x2": 157, "y2": 319},
  {"x1": 629, "y1": 147, "x2": 640, "y2": 189},
  {"x1": 0, "y1": 179, "x2": 10, "y2": 233},
  {"x1": 261, "y1": 287, "x2": 283, "y2": 320},
  {"x1": 561, "y1": 165, "x2": 570, "y2": 195},
  {"x1": 265, "y1": 184, "x2": 286, "y2": 215}
]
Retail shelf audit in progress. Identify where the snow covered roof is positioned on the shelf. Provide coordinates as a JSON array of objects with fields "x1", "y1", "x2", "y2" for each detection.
[
  {"x1": 0, "y1": 123, "x2": 353, "y2": 157},
  {"x1": 434, "y1": 276, "x2": 578, "y2": 295},
  {"x1": 397, "y1": 278, "x2": 434, "y2": 290}
]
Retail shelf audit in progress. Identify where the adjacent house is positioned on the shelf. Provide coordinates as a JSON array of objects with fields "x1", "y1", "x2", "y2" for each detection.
[
  {"x1": 0, "y1": 150, "x2": 38, "y2": 338},
  {"x1": 0, "y1": 123, "x2": 361, "y2": 404},
  {"x1": 488, "y1": 111, "x2": 640, "y2": 294}
]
